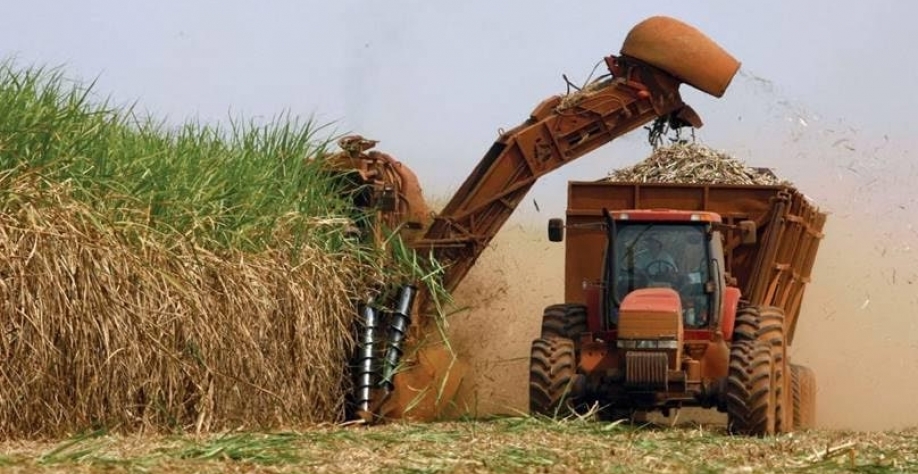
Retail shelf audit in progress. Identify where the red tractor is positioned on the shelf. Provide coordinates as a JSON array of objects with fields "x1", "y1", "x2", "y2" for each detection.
[{"x1": 532, "y1": 181, "x2": 825, "y2": 435}]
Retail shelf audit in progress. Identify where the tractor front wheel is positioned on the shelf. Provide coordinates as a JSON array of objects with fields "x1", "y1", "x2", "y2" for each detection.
[
  {"x1": 540, "y1": 304, "x2": 588, "y2": 343},
  {"x1": 529, "y1": 337, "x2": 582, "y2": 418},
  {"x1": 732, "y1": 305, "x2": 790, "y2": 433},
  {"x1": 725, "y1": 340, "x2": 780, "y2": 436}
]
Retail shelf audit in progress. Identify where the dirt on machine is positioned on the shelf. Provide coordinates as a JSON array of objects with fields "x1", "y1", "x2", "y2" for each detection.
[{"x1": 319, "y1": 16, "x2": 823, "y2": 434}]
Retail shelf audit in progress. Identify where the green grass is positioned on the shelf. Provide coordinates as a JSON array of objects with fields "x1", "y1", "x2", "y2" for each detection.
[
  {"x1": 0, "y1": 59, "x2": 355, "y2": 253},
  {"x1": 1, "y1": 418, "x2": 915, "y2": 473},
  {"x1": 0, "y1": 58, "x2": 450, "y2": 298}
]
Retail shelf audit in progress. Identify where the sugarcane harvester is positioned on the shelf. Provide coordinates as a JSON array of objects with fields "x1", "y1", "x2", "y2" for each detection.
[{"x1": 332, "y1": 16, "x2": 745, "y2": 423}]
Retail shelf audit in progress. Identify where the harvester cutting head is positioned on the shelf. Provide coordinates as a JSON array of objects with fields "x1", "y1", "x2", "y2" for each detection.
[{"x1": 323, "y1": 135, "x2": 432, "y2": 243}]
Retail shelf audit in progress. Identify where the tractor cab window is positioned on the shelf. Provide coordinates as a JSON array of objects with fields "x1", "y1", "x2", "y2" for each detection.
[{"x1": 611, "y1": 223, "x2": 711, "y2": 327}]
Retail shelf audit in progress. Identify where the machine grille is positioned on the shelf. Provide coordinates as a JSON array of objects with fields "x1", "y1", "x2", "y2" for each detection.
[{"x1": 625, "y1": 351, "x2": 669, "y2": 388}]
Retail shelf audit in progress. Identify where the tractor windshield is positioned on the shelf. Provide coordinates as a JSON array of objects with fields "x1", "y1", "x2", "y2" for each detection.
[{"x1": 609, "y1": 223, "x2": 712, "y2": 328}]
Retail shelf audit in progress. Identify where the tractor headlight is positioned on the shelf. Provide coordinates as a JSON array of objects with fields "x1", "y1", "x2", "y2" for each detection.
[{"x1": 616, "y1": 339, "x2": 679, "y2": 350}]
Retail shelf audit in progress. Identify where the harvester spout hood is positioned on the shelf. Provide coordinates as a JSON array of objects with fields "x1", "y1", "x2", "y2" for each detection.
[{"x1": 620, "y1": 16, "x2": 741, "y2": 98}]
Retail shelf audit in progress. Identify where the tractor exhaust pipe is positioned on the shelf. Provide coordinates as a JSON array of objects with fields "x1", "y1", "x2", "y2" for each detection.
[
  {"x1": 354, "y1": 300, "x2": 381, "y2": 420},
  {"x1": 380, "y1": 285, "x2": 417, "y2": 392}
]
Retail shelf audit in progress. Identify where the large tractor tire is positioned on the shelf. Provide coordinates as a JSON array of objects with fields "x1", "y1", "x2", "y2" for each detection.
[
  {"x1": 733, "y1": 305, "x2": 784, "y2": 344},
  {"x1": 540, "y1": 304, "x2": 588, "y2": 342},
  {"x1": 732, "y1": 305, "x2": 791, "y2": 432},
  {"x1": 725, "y1": 340, "x2": 781, "y2": 436},
  {"x1": 791, "y1": 364, "x2": 817, "y2": 429},
  {"x1": 529, "y1": 337, "x2": 582, "y2": 418}
]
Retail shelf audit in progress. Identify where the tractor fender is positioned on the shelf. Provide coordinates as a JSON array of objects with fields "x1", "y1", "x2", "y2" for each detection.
[{"x1": 721, "y1": 287, "x2": 741, "y2": 340}]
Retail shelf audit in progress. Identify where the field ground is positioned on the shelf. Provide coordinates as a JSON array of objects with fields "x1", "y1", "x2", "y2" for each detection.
[{"x1": 0, "y1": 417, "x2": 915, "y2": 474}]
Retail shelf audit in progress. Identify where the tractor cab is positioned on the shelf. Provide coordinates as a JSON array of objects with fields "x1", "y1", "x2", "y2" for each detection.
[{"x1": 605, "y1": 210, "x2": 722, "y2": 330}]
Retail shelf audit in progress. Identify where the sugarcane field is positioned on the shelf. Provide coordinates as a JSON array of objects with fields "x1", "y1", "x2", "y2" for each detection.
[{"x1": 1, "y1": 5, "x2": 918, "y2": 474}]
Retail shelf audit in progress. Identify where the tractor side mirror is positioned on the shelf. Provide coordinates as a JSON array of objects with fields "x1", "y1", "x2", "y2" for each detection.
[
  {"x1": 738, "y1": 220, "x2": 757, "y2": 245},
  {"x1": 548, "y1": 218, "x2": 565, "y2": 242}
]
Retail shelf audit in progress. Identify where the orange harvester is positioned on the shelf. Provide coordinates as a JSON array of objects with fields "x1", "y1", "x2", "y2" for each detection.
[{"x1": 332, "y1": 16, "x2": 824, "y2": 435}]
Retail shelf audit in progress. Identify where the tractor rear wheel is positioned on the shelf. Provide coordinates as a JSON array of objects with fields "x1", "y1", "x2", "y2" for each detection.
[
  {"x1": 540, "y1": 304, "x2": 588, "y2": 342},
  {"x1": 725, "y1": 340, "x2": 779, "y2": 436},
  {"x1": 791, "y1": 364, "x2": 817, "y2": 429},
  {"x1": 529, "y1": 337, "x2": 582, "y2": 418}
]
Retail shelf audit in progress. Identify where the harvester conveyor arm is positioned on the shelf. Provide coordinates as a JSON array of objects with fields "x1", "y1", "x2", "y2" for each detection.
[{"x1": 411, "y1": 58, "x2": 700, "y2": 294}]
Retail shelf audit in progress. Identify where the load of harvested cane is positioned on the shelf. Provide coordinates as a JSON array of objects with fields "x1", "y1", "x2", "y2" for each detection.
[{"x1": 605, "y1": 142, "x2": 789, "y2": 185}]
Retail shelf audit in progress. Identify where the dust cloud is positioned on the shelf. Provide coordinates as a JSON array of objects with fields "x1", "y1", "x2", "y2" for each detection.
[
  {"x1": 447, "y1": 224, "x2": 564, "y2": 417},
  {"x1": 792, "y1": 204, "x2": 918, "y2": 431}
]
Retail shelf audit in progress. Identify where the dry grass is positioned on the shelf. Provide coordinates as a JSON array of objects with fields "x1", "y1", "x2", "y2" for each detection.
[
  {"x1": 0, "y1": 418, "x2": 914, "y2": 473},
  {"x1": 605, "y1": 142, "x2": 789, "y2": 185},
  {"x1": 0, "y1": 61, "x2": 447, "y2": 439},
  {"x1": 557, "y1": 78, "x2": 615, "y2": 110},
  {"x1": 0, "y1": 173, "x2": 378, "y2": 438}
]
